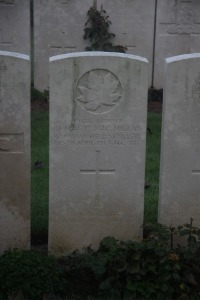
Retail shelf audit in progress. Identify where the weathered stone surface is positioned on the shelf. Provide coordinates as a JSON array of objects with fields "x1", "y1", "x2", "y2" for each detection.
[
  {"x1": 0, "y1": 0, "x2": 30, "y2": 54},
  {"x1": 34, "y1": 0, "x2": 93, "y2": 91},
  {"x1": 34, "y1": 0, "x2": 154, "y2": 91},
  {"x1": 49, "y1": 52, "x2": 148, "y2": 255},
  {"x1": 0, "y1": 51, "x2": 30, "y2": 254},
  {"x1": 159, "y1": 53, "x2": 200, "y2": 228},
  {"x1": 97, "y1": 0, "x2": 155, "y2": 85},
  {"x1": 154, "y1": 0, "x2": 200, "y2": 88}
]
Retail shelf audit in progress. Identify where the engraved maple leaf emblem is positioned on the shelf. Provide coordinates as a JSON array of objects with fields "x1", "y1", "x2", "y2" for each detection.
[{"x1": 76, "y1": 70, "x2": 121, "y2": 113}]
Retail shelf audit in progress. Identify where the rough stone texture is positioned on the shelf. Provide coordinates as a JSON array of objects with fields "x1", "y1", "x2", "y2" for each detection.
[
  {"x1": 154, "y1": 0, "x2": 200, "y2": 88},
  {"x1": 34, "y1": 0, "x2": 154, "y2": 91},
  {"x1": 49, "y1": 52, "x2": 148, "y2": 255},
  {"x1": 34, "y1": 0, "x2": 93, "y2": 91},
  {"x1": 97, "y1": 0, "x2": 155, "y2": 85},
  {"x1": 159, "y1": 53, "x2": 200, "y2": 228},
  {"x1": 0, "y1": 51, "x2": 30, "y2": 254},
  {"x1": 0, "y1": 0, "x2": 30, "y2": 54}
]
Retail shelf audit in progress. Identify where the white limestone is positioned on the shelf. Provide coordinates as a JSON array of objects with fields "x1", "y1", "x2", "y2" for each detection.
[
  {"x1": 154, "y1": 0, "x2": 200, "y2": 88},
  {"x1": 93, "y1": 0, "x2": 154, "y2": 84},
  {"x1": 34, "y1": 0, "x2": 154, "y2": 91},
  {"x1": 0, "y1": 0, "x2": 30, "y2": 54},
  {"x1": 159, "y1": 53, "x2": 200, "y2": 228},
  {"x1": 34, "y1": 0, "x2": 93, "y2": 91},
  {"x1": 49, "y1": 52, "x2": 148, "y2": 255},
  {"x1": 0, "y1": 51, "x2": 30, "y2": 254}
]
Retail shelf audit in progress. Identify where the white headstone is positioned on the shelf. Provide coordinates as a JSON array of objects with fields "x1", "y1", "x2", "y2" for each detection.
[
  {"x1": 0, "y1": 0, "x2": 30, "y2": 54},
  {"x1": 95, "y1": 0, "x2": 155, "y2": 83},
  {"x1": 34, "y1": 0, "x2": 154, "y2": 91},
  {"x1": 154, "y1": 0, "x2": 200, "y2": 88},
  {"x1": 34, "y1": 0, "x2": 93, "y2": 91},
  {"x1": 49, "y1": 52, "x2": 148, "y2": 255},
  {"x1": 159, "y1": 53, "x2": 200, "y2": 228},
  {"x1": 0, "y1": 51, "x2": 30, "y2": 254}
]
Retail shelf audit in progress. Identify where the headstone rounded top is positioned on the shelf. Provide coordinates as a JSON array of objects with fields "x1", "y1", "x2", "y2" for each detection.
[
  {"x1": 49, "y1": 51, "x2": 148, "y2": 63},
  {"x1": 166, "y1": 53, "x2": 200, "y2": 64},
  {"x1": 0, "y1": 51, "x2": 29, "y2": 60}
]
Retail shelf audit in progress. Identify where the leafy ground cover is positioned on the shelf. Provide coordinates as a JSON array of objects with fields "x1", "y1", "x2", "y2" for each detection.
[{"x1": 1, "y1": 222, "x2": 200, "y2": 300}]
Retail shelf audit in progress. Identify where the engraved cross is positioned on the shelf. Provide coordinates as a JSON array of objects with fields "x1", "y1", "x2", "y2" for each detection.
[{"x1": 80, "y1": 150, "x2": 115, "y2": 208}]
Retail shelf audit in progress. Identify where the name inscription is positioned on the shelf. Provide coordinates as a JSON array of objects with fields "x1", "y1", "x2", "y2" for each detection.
[{"x1": 55, "y1": 119, "x2": 142, "y2": 146}]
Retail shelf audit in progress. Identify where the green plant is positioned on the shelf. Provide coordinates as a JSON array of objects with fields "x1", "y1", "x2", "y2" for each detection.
[
  {"x1": 0, "y1": 250, "x2": 67, "y2": 300},
  {"x1": 1, "y1": 223, "x2": 200, "y2": 299},
  {"x1": 80, "y1": 225, "x2": 200, "y2": 299},
  {"x1": 31, "y1": 87, "x2": 49, "y2": 102},
  {"x1": 60, "y1": 249, "x2": 99, "y2": 299},
  {"x1": 83, "y1": 5, "x2": 127, "y2": 53}
]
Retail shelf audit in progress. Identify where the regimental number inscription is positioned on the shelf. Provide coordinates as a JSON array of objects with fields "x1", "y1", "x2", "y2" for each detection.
[
  {"x1": 192, "y1": 74, "x2": 200, "y2": 108},
  {"x1": 76, "y1": 69, "x2": 122, "y2": 114}
]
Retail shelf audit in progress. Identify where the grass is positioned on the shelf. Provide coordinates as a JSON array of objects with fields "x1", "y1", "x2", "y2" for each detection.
[
  {"x1": 31, "y1": 109, "x2": 162, "y2": 239},
  {"x1": 144, "y1": 112, "x2": 162, "y2": 224},
  {"x1": 31, "y1": 111, "x2": 49, "y2": 240}
]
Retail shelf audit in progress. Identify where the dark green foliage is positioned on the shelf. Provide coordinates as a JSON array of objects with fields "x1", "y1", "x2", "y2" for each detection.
[
  {"x1": 0, "y1": 250, "x2": 67, "y2": 300},
  {"x1": 31, "y1": 87, "x2": 49, "y2": 102},
  {"x1": 60, "y1": 249, "x2": 99, "y2": 299},
  {"x1": 148, "y1": 87, "x2": 163, "y2": 102},
  {"x1": 1, "y1": 222, "x2": 200, "y2": 299},
  {"x1": 63, "y1": 222, "x2": 200, "y2": 299},
  {"x1": 84, "y1": 5, "x2": 127, "y2": 53}
]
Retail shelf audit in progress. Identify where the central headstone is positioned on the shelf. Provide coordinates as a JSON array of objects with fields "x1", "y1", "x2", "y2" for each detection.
[{"x1": 49, "y1": 52, "x2": 148, "y2": 255}]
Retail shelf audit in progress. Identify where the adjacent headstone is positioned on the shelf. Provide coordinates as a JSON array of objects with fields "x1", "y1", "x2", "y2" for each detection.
[
  {"x1": 154, "y1": 0, "x2": 200, "y2": 88},
  {"x1": 97, "y1": 0, "x2": 155, "y2": 85},
  {"x1": 49, "y1": 52, "x2": 148, "y2": 255},
  {"x1": 0, "y1": 0, "x2": 30, "y2": 54},
  {"x1": 159, "y1": 53, "x2": 200, "y2": 228},
  {"x1": 0, "y1": 51, "x2": 30, "y2": 254},
  {"x1": 34, "y1": 0, "x2": 93, "y2": 91},
  {"x1": 34, "y1": 0, "x2": 154, "y2": 91}
]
